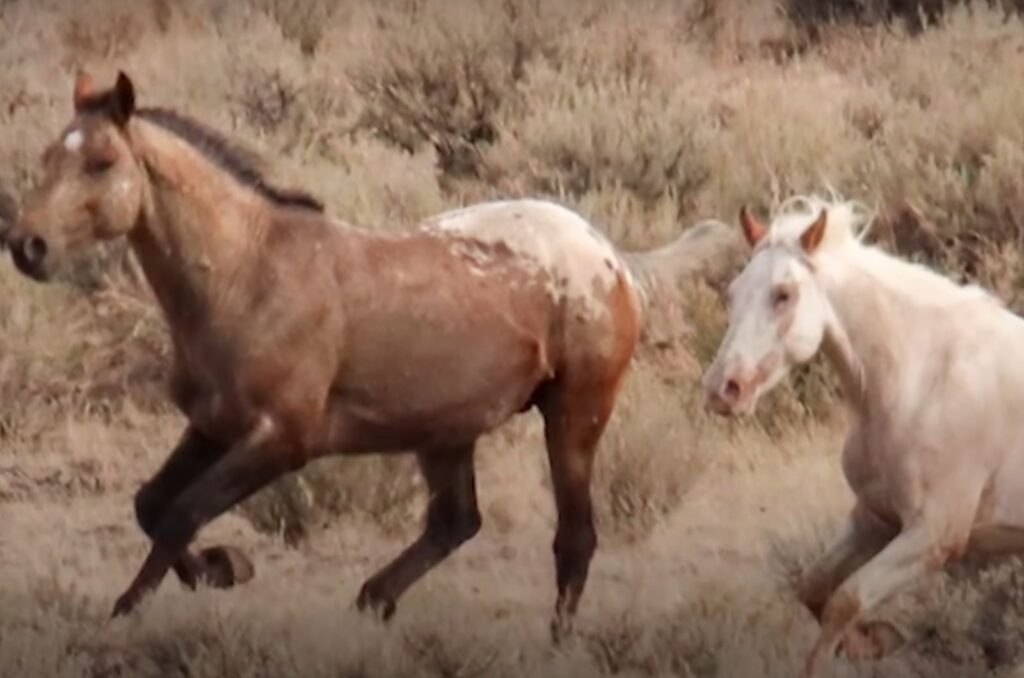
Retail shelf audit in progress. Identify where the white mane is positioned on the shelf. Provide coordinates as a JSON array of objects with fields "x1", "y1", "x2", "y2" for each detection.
[{"x1": 768, "y1": 194, "x2": 1000, "y2": 310}]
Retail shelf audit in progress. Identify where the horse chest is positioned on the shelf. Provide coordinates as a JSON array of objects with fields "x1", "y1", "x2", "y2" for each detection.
[
  {"x1": 170, "y1": 362, "x2": 252, "y2": 441},
  {"x1": 841, "y1": 424, "x2": 921, "y2": 523}
]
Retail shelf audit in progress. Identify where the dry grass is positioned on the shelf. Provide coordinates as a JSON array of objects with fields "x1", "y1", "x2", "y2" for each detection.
[{"x1": 5, "y1": 0, "x2": 1024, "y2": 676}]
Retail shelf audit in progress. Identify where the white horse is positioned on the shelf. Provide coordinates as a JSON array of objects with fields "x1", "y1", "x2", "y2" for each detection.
[{"x1": 702, "y1": 194, "x2": 1024, "y2": 677}]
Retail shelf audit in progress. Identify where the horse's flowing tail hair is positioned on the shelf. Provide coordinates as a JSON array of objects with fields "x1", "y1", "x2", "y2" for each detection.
[{"x1": 622, "y1": 219, "x2": 744, "y2": 316}]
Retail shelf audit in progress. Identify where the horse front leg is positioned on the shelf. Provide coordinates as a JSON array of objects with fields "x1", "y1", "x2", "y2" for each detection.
[
  {"x1": 798, "y1": 503, "x2": 899, "y2": 661},
  {"x1": 133, "y1": 425, "x2": 253, "y2": 591},
  {"x1": 804, "y1": 516, "x2": 952, "y2": 678},
  {"x1": 112, "y1": 416, "x2": 301, "y2": 617},
  {"x1": 356, "y1": 443, "x2": 481, "y2": 619}
]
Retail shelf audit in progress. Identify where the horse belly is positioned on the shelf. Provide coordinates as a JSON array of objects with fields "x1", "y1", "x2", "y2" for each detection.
[
  {"x1": 982, "y1": 444, "x2": 1024, "y2": 527},
  {"x1": 331, "y1": 321, "x2": 550, "y2": 451}
]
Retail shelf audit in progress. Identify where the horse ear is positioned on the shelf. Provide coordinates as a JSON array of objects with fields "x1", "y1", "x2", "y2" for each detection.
[
  {"x1": 73, "y1": 71, "x2": 95, "y2": 111},
  {"x1": 800, "y1": 209, "x2": 828, "y2": 253},
  {"x1": 111, "y1": 71, "x2": 136, "y2": 126},
  {"x1": 739, "y1": 205, "x2": 767, "y2": 247}
]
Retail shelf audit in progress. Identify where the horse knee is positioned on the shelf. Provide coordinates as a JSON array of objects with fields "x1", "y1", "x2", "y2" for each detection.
[
  {"x1": 455, "y1": 508, "x2": 482, "y2": 544},
  {"x1": 151, "y1": 500, "x2": 203, "y2": 549},
  {"x1": 428, "y1": 504, "x2": 481, "y2": 550}
]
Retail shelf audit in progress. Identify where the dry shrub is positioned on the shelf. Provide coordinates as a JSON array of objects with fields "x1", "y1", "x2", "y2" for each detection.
[
  {"x1": 484, "y1": 63, "x2": 711, "y2": 209},
  {"x1": 249, "y1": 0, "x2": 339, "y2": 55},
  {"x1": 297, "y1": 136, "x2": 445, "y2": 228},
  {"x1": 0, "y1": 265, "x2": 169, "y2": 443},
  {"x1": 594, "y1": 361, "x2": 711, "y2": 543},
  {"x1": 347, "y1": 0, "x2": 546, "y2": 179},
  {"x1": 908, "y1": 559, "x2": 1024, "y2": 673},
  {"x1": 240, "y1": 455, "x2": 421, "y2": 543},
  {"x1": 786, "y1": 0, "x2": 1024, "y2": 32}
]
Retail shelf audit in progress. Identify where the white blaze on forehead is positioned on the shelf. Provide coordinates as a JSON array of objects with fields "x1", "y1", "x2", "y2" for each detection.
[
  {"x1": 63, "y1": 129, "x2": 84, "y2": 152},
  {"x1": 423, "y1": 199, "x2": 628, "y2": 316}
]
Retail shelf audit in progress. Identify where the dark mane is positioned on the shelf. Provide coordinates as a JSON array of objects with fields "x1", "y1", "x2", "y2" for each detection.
[{"x1": 136, "y1": 108, "x2": 324, "y2": 213}]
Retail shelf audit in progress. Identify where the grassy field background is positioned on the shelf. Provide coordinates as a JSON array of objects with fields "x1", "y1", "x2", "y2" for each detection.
[{"x1": 4, "y1": 1, "x2": 1024, "y2": 676}]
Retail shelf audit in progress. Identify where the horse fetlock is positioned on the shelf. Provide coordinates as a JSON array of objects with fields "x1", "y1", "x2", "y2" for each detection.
[
  {"x1": 820, "y1": 587, "x2": 861, "y2": 631},
  {"x1": 356, "y1": 581, "x2": 397, "y2": 621},
  {"x1": 550, "y1": 608, "x2": 577, "y2": 646},
  {"x1": 837, "y1": 620, "x2": 905, "y2": 661}
]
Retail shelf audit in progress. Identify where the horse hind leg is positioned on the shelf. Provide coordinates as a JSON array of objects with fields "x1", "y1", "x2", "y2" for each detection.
[
  {"x1": 356, "y1": 443, "x2": 481, "y2": 620},
  {"x1": 538, "y1": 376, "x2": 620, "y2": 643}
]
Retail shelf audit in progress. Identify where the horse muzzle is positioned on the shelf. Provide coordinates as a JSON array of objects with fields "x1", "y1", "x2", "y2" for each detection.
[
  {"x1": 703, "y1": 370, "x2": 757, "y2": 417},
  {"x1": 6, "y1": 230, "x2": 52, "y2": 281}
]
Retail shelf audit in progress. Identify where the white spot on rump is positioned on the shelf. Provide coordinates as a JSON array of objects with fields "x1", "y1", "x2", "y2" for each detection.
[
  {"x1": 64, "y1": 129, "x2": 84, "y2": 152},
  {"x1": 423, "y1": 199, "x2": 627, "y2": 317}
]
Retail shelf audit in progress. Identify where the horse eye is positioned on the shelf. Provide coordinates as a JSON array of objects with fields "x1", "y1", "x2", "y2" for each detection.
[
  {"x1": 771, "y1": 288, "x2": 792, "y2": 308},
  {"x1": 85, "y1": 157, "x2": 115, "y2": 175}
]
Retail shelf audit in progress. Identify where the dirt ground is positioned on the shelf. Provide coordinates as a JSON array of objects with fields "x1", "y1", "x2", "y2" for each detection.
[{"x1": 3, "y1": 410, "x2": 1023, "y2": 678}]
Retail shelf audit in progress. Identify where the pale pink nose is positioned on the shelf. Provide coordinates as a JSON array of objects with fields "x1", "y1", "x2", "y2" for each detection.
[{"x1": 706, "y1": 373, "x2": 748, "y2": 415}]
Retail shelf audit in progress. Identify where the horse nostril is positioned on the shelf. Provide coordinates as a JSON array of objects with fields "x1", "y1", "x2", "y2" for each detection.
[
  {"x1": 723, "y1": 379, "x2": 742, "y2": 403},
  {"x1": 22, "y1": 236, "x2": 47, "y2": 264}
]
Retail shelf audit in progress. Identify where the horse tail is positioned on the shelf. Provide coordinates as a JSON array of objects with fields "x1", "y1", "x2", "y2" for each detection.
[{"x1": 621, "y1": 219, "x2": 744, "y2": 317}]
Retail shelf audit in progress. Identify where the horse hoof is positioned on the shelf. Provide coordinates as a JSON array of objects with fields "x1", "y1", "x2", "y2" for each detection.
[
  {"x1": 198, "y1": 546, "x2": 255, "y2": 588},
  {"x1": 838, "y1": 620, "x2": 905, "y2": 661},
  {"x1": 110, "y1": 591, "x2": 138, "y2": 619},
  {"x1": 550, "y1": 615, "x2": 575, "y2": 646},
  {"x1": 355, "y1": 585, "x2": 396, "y2": 621}
]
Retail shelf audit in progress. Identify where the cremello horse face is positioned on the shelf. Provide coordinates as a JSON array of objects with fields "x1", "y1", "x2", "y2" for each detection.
[{"x1": 703, "y1": 206, "x2": 831, "y2": 415}]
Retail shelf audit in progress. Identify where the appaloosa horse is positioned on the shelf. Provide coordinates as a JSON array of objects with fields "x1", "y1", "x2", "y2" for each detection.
[
  {"x1": 704, "y1": 194, "x2": 1024, "y2": 677},
  {"x1": 5, "y1": 71, "x2": 735, "y2": 636}
]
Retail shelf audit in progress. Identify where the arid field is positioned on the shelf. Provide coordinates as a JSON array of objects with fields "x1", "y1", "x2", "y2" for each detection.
[{"x1": 5, "y1": 1, "x2": 1024, "y2": 676}]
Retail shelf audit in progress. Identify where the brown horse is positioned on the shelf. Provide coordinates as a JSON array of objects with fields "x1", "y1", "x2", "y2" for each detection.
[{"x1": 6, "y1": 71, "x2": 736, "y2": 636}]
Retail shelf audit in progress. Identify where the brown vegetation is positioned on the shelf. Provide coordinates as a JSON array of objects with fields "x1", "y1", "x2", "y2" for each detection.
[{"x1": 4, "y1": 0, "x2": 1024, "y2": 676}]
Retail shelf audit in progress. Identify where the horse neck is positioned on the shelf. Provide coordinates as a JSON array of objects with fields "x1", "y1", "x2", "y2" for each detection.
[
  {"x1": 125, "y1": 120, "x2": 266, "y2": 330},
  {"x1": 817, "y1": 259, "x2": 907, "y2": 418}
]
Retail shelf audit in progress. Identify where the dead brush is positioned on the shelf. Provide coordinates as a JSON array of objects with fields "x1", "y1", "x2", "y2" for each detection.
[
  {"x1": 251, "y1": 0, "x2": 339, "y2": 55},
  {"x1": 400, "y1": 627, "x2": 500, "y2": 678},
  {"x1": 239, "y1": 455, "x2": 422, "y2": 544},
  {"x1": 483, "y1": 66, "x2": 711, "y2": 206},
  {"x1": 58, "y1": 0, "x2": 150, "y2": 69},
  {"x1": 347, "y1": 0, "x2": 544, "y2": 179},
  {"x1": 582, "y1": 608, "x2": 717, "y2": 678},
  {"x1": 594, "y1": 361, "x2": 711, "y2": 543}
]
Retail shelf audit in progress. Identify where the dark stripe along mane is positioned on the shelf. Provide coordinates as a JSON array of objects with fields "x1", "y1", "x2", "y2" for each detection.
[{"x1": 136, "y1": 108, "x2": 324, "y2": 212}]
